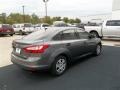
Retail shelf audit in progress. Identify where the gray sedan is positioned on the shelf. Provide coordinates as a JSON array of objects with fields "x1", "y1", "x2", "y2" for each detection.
[{"x1": 11, "y1": 27, "x2": 102, "y2": 76}]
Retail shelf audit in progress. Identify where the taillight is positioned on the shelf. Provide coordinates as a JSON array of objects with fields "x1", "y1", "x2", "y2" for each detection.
[
  {"x1": 0, "y1": 29, "x2": 3, "y2": 32},
  {"x1": 23, "y1": 44, "x2": 49, "y2": 53}
]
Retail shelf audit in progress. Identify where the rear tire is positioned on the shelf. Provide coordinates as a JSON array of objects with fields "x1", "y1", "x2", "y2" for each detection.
[
  {"x1": 10, "y1": 34, "x2": 13, "y2": 36},
  {"x1": 50, "y1": 55, "x2": 67, "y2": 76},
  {"x1": 19, "y1": 30, "x2": 23, "y2": 35},
  {"x1": 93, "y1": 44, "x2": 102, "y2": 56}
]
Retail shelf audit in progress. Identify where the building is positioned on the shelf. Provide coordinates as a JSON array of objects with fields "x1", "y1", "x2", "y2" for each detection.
[
  {"x1": 80, "y1": 0, "x2": 120, "y2": 23},
  {"x1": 80, "y1": 13, "x2": 112, "y2": 23},
  {"x1": 112, "y1": 0, "x2": 120, "y2": 19}
]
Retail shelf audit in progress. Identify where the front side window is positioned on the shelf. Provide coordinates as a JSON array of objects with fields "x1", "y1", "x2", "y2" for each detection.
[
  {"x1": 62, "y1": 30, "x2": 77, "y2": 40},
  {"x1": 106, "y1": 20, "x2": 120, "y2": 26},
  {"x1": 53, "y1": 29, "x2": 80, "y2": 41},
  {"x1": 52, "y1": 32, "x2": 62, "y2": 41}
]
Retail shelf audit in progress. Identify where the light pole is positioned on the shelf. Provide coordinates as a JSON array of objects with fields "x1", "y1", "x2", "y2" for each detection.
[
  {"x1": 43, "y1": 0, "x2": 49, "y2": 23},
  {"x1": 22, "y1": 5, "x2": 25, "y2": 23}
]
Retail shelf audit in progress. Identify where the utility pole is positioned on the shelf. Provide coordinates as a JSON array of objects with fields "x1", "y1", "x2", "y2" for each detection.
[
  {"x1": 22, "y1": 5, "x2": 25, "y2": 23},
  {"x1": 43, "y1": 0, "x2": 49, "y2": 23}
]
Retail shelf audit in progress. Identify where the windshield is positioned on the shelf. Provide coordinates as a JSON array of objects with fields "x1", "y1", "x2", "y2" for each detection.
[
  {"x1": 2, "y1": 24, "x2": 12, "y2": 28},
  {"x1": 24, "y1": 24, "x2": 32, "y2": 27}
]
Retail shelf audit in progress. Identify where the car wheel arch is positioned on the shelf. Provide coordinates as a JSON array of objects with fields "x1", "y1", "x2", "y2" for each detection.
[
  {"x1": 90, "y1": 30, "x2": 99, "y2": 37},
  {"x1": 48, "y1": 48, "x2": 72, "y2": 67}
]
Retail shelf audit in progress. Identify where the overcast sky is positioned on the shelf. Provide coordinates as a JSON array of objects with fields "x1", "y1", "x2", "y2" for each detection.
[{"x1": 0, "y1": 0, "x2": 113, "y2": 18}]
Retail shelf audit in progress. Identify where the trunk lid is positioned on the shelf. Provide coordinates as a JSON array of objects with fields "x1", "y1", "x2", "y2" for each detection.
[{"x1": 12, "y1": 39, "x2": 44, "y2": 59}]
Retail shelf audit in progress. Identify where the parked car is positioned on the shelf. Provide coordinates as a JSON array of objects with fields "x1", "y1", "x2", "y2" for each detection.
[
  {"x1": 53, "y1": 21, "x2": 68, "y2": 27},
  {"x1": 85, "y1": 20, "x2": 120, "y2": 38},
  {"x1": 11, "y1": 27, "x2": 102, "y2": 76},
  {"x1": 13, "y1": 23, "x2": 35, "y2": 35},
  {"x1": 34, "y1": 23, "x2": 50, "y2": 30},
  {"x1": 0, "y1": 24, "x2": 14, "y2": 36}
]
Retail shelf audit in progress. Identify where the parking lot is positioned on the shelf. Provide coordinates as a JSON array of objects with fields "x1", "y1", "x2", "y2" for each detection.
[
  {"x1": 0, "y1": 35, "x2": 120, "y2": 90},
  {"x1": 0, "y1": 35, "x2": 22, "y2": 67},
  {"x1": 0, "y1": 35, "x2": 120, "y2": 67}
]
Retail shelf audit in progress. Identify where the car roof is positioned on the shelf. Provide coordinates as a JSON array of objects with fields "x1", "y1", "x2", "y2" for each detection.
[{"x1": 46, "y1": 27, "x2": 83, "y2": 32}]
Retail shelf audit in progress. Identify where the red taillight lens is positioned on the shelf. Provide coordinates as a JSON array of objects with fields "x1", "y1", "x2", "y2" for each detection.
[
  {"x1": 0, "y1": 29, "x2": 3, "y2": 32},
  {"x1": 23, "y1": 44, "x2": 49, "y2": 53}
]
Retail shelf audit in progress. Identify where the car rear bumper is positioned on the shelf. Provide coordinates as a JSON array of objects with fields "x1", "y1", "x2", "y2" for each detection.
[{"x1": 11, "y1": 54, "x2": 49, "y2": 70}]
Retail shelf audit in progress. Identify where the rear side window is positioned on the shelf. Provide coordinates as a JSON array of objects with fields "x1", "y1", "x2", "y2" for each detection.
[
  {"x1": 76, "y1": 30, "x2": 89, "y2": 39},
  {"x1": 53, "y1": 29, "x2": 77, "y2": 41},
  {"x1": 106, "y1": 20, "x2": 120, "y2": 26},
  {"x1": 52, "y1": 32, "x2": 62, "y2": 40},
  {"x1": 62, "y1": 30, "x2": 77, "y2": 40}
]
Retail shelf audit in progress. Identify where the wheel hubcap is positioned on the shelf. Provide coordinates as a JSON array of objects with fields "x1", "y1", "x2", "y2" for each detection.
[{"x1": 56, "y1": 58, "x2": 66, "y2": 74}]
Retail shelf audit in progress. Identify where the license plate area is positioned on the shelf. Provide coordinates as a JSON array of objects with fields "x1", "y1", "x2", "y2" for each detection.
[
  {"x1": 16, "y1": 48, "x2": 21, "y2": 54},
  {"x1": 7, "y1": 30, "x2": 10, "y2": 32}
]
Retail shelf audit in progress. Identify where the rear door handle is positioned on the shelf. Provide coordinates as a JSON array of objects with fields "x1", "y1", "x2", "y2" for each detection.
[{"x1": 66, "y1": 43, "x2": 71, "y2": 46}]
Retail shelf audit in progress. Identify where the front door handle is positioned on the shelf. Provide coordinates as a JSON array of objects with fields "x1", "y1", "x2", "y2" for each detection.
[{"x1": 66, "y1": 43, "x2": 71, "y2": 46}]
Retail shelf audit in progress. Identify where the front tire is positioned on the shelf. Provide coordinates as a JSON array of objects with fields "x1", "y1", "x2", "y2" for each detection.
[
  {"x1": 19, "y1": 30, "x2": 24, "y2": 35},
  {"x1": 93, "y1": 44, "x2": 102, "y2": 56},
  {"x1": 50, "y1": 55, "x2": 67, "y2": 76}
]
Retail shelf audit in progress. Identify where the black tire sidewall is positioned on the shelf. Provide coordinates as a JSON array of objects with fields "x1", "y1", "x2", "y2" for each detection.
[
  {"x1": 10, "y1": 34, "x2": 13, "y2": 36},
  {"x1": 19, "y1": 30, "x2": 23, "y2": 35},
  {"x1": 51, "y1": 55, "x2": 67, "y2": 76},
  {"x1": 94, "y1": 44, "x2": 102, "y2": 56}
]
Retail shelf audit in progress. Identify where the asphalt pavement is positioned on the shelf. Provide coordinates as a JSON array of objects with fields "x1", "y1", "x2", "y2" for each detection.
[{"x1": 0, "y1": 46, "x2": 120, "y2": 90}]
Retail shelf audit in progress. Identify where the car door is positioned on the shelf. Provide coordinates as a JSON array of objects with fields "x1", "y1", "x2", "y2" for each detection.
[
  {"x1": 61, "y1": 29, "x2": 86, "y2": 58},
  {"x1": 103, "y1": 20, "x2": 120, "y2": 37},
  {"x1": 76, "y1": 30, "x2": 96, "y2": 53}
]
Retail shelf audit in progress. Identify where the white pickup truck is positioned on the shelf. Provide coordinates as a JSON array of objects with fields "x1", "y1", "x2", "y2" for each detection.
[
  {"x1": 85, "y1": 20, "x2": 120, "y2": 39},
  {"x1": 13, "y1": 23, "x2": 36, "y2": 35},
  {"x1": 34, "y1": 23, "x2": 50, "y2": 30}
]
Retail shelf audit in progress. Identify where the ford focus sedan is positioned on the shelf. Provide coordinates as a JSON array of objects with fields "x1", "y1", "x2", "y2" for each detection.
[{"x1": 11, "y1": 27, "x2": 102, "y2": 76}]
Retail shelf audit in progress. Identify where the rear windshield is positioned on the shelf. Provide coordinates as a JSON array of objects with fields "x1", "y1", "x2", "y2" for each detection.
[{"x1": 22, "y1": 30, "x2": 52, "y2": 40}]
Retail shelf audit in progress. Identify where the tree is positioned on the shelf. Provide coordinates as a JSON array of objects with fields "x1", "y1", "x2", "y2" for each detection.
[
  {"x1": 69, "y1": 19, "x2": 75, "y2": 24},
  {"x1": 74, "y1": 18, "x2": 81, "y2": 23},
  {"x1": 31, "y1": 13, "x2": 39, "y2": 24},
  {"x1": 63, "y1": 17, "x2": 69, "y2": 23},
  {"x1": 0, "y1": 12, "x2": 81, "y2": 25},
  {"x1": 8, "y1": 13, "x2": 24, "y2": 23},
  {"x1": 52, "y1": 17, "x2": 61, "y2": 22},
  {"x1": 0, "y1": 13, "x2": 7, "y2": 24}
]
